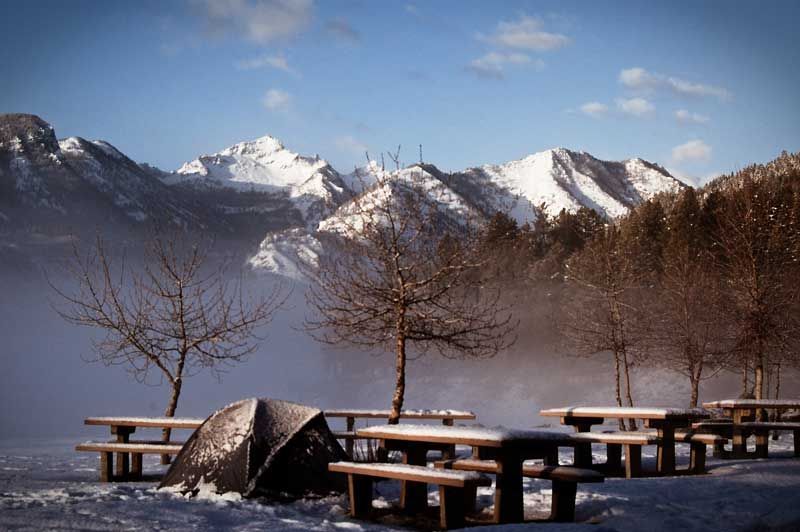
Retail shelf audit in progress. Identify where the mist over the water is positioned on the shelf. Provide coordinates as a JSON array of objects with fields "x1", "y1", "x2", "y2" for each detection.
[{"x1": 2, "y1": 259, "x2": 795, "y2": 441}]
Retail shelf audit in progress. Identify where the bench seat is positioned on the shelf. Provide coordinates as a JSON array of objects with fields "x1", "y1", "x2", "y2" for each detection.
[
  {"x1": 329, "y1": 461, "x2": 491, "y2": 529},
  {"x1": 435, "y1": 458, "x2": 602, "y2": 522},
  {"x1": 76, "y1": 441, "x2": 183, "y2": 482}
]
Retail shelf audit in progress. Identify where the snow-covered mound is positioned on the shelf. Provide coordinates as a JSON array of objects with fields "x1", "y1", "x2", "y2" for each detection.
[
  {"x1": 168, "y1": 136, "x2": 352, "y2": 228},
  {"x1": 453, "y1": 147, "x2": 682, "y2": 222}
]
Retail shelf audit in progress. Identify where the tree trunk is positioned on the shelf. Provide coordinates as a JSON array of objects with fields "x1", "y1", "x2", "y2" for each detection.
[
  {"x1": 689, "y1": 375, "x2": 700, "y2": 409},
  {"x1": 389, "y1": 315, "x2": 407, "y2": 425},
  {"x1": 161, "y1": 377, "x2": 182, "y2": 464},
  {"x1": 741, "y1": 359, "x2": 749, "y2": 397},
  {"x1": 754, "y1": 361, "x2": 764, "y2": 400},
  {"x1": 613, "y1": 352, "x2": 625, "y2": 431},
  {"x1": 621, "y1": 350, "x2": 637, "y2": 431}
]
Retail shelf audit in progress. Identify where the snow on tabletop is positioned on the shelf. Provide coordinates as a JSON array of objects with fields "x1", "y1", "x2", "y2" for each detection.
[
  {"x1": 329, "y1": 461, "x2": 485, "y2": 482},
  {"x1": 703, "y1": 399, "x2": 800, "y2": 409},
  {"x1": 324, "y1": 409, "x2": 475, "y2": 418},
  {"x1": 356, "y1": 424, "x2": 573, "y2": 443},
  {"x1": 84, "y1": 416, "x2": 205, "y2": 425},
  {"x1": 539, "y1": 406, "x2": 710, "y2": 419}
]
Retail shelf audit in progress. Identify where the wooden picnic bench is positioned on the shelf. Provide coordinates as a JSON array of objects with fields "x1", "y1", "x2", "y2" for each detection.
[
  {"x1": 700, "y1": 400, "x2": 800, "y2": 459},
  {"x1": 324, "y1": 409, "x2": 476, "y2": 457},
  {"x1": 329, "y1": 461, "x2": 492, "y2": 530},
  {"x1": 356, "y1": 424, "x2": 576, "y2": 524},
  {"x1": 435, "y1": 458, "x2": 604, "y2": 522},
  {"x1": 79, "y1": 416, "x2": 204, "y2": 481},
  {"x1": 539, "y1": 406, "x2": 710, "y2": 476}
]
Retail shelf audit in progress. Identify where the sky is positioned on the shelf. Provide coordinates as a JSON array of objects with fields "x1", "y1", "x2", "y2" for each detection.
[{"x1": 1, "y1": 0, "x2": 799, "y2": 185}]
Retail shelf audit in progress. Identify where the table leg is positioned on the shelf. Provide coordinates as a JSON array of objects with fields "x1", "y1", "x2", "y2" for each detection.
[
  {"x1": 731, "y1": 409, "x2": 748, "y2": 459},
  {"x1": 656, "y1": 424, "x2": 676, "y2": 476},
  {"x1": 111, "y1": 426, "x2": 134, "y2": 480},
  {"x1": 346, "y1": 417, "x2": 355, "y2": 458},
  {"x1": 399, "y1": 445, "x2": 428, "y2": 513},
  {"x1": 442, "y1": 418, "x2": 456, "y2": 459},
  {"x1": 572, "y1": 422, "x2": 594, "y2": 469},
  {"x1": 493, "y1": 449, "x2": 524, "y2": 524}
]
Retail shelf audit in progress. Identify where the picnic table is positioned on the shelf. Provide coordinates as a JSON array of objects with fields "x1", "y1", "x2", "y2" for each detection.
[
  {"x1": 324, "y1": 409, "x2": 476, "y2": 456},
  {"x1": 83, "y1": 416, "x2": 204, "y2": 479},
  {"x1": 702, "y1": 399, "x2": 800, "y2": 458},
  {"x1": 539, "y1": 406, "x2": 709, "y2": 476},
  {"x1": 357, "y1": 424, "x2": 574, "y2": 524}
]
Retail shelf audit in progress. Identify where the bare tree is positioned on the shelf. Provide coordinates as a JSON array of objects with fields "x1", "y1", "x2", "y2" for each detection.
[
  {"x1": 646, "y1": 188, "x2": 731, "y2": 407},
  {"x1": 712, "y1": 174, "x2": 800, "y2": 401},
  {"x1": 304, "y1": 169, "x2": 516, "y2": 424},
  {"x1": 51, "y1": 232, "x2": 286, "y2": 456},
  {"x1": 559, "y1": 223, "x2": 646, "y2": 430}
]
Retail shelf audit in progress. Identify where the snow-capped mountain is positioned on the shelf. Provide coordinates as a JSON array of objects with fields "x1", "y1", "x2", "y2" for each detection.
[
  {"x1": 167, "y1": 135, "x2": 351, "y2": 229},
  {"x1": 1, "y1": 113, "x2": 684, "y2": 279},
  {"x1": 449, "y1": 147, "x2": 681, "y2": 221},
  {"x1": 0, "y1": 114, "x2": 211, "y2": 233}
]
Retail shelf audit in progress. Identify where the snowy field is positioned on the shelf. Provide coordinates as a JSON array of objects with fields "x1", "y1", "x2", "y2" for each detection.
[{"x1": 2, "y1": 434, "x2": 800, "y2": 531}]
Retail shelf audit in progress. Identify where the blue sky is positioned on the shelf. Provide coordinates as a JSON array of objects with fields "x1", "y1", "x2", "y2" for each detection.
[{"x1": 2, "y1": 0, "x2": 798, "y2": 184}]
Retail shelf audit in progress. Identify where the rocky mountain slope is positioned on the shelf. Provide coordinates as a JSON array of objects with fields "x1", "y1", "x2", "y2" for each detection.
[{"x1": 0, "y1": 113, "x2": 684, "y2": 278}]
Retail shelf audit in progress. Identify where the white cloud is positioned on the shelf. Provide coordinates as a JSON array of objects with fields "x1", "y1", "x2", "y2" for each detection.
[
  {"x1": 619, "y1": 67, "x2": 731, "y2": 101},
  {"x1": 479, "y1": 15, "x2": 570, "y2": 51},
  {"x1": 467, "y1": 52, "x2": 543, "y2": 79},
  {"x1": 335, "y1": 135, "x2": 367, "y2": 156},
  {"x1": 405, "y1": 3, "x2": 419, "y2": 16},
  {"x1": 675, "y1": 109, "x2": 710, "y2": 125},
  {"x1": 672, "y1": 139, "x2": 712, "y2": 164},
  {"x1": 196, "y1": 0, "x2": 312, "y2": 44},
  {"x1": 262, "y1": 88, "x2": 291, "y2": 111},
  {"x1": 616, "y1": 97, "x2": 655, "y2": 117},
  {"x1": 579, "y1": 101, "x2": 608, "y2": 118},
  {"x1": 236, "y1": 53, "x2": 293, "y2": 73}
]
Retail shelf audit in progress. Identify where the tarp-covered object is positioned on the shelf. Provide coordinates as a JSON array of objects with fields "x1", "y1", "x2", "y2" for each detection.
[{"x1": 159, "y1": 398, "x2": 347, "y2": 497}]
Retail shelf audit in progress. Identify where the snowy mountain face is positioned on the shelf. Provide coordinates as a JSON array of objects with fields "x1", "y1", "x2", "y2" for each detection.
[
  {"x1": 0, "y1": 114, "x2": 212, "y2": 234},
  {"x1": 450, "y1": 147, "x2": 682, "y2": 222},
  {"x1": 168, "y1": 136, "x2": 352, "y2": 230},
  {"x1": 1, "y1": 114, "x2": 683, "y2": 279}
]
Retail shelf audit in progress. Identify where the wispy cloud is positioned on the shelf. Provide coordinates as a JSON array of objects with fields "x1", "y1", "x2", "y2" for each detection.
[
  {"x1": 326, "y1": 17, "x2": 360, "y2": 43},
  {"x1": 236, "y1": 53, "x2": 295, "y2": 73},
  {"x1": 467, "y1": 52, "x2": 542, "y2": 79},
  {"x1": 405, "y1": 3, "x2": 419, "y2": 16},
  {"x1": 195, "y1": 0, "x2": 313, "y2": 44},
  {"x1": 675, "y1": 109, "x2": 710, "y2": 125},
  {"x1": 579, "y1": 101, "x2": 608, "y2": 118},
  {"x1": 616, "y1": 97, "x2": 655, "y2": 117},
  {"x1": 335, "y1": 135, "x2": 368, "y2": 156},
  {"x1": 262, "y1": 88, "x2": 291, "y2": 111},
  {"x1": 620, "y1": 67, "x2": 731, "y2": 101},
  {"x1": 479, "y1": 15, "x2": 570, "y2": 51},
  {"x1": 672, "y1": 139, "x2": 712, "y2": 164}
]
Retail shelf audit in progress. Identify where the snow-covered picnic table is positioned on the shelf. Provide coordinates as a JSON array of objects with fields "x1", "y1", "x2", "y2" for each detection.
[
  {"x1": 81, "y1": 417, "x2": 205, "y2": 480},
  {"x1": 701, "y1": 399, "x2": 800, "y2": 459},
  {"x1": 539, "y1": 406, "x2": 710, "y2": 476},
  {"x1": 357, "y1": 424, "x2": 575, "y2": 524},
  {"x1": 324, "y1": 409, "x2": 476, "y2": 456}
]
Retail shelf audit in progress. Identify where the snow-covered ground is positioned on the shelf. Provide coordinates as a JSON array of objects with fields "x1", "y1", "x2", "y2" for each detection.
[{"x1": 2, "y1": 433, "x2": 800, "y2": 531}]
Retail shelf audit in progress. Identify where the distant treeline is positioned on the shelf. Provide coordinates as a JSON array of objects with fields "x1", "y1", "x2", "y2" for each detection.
[{"x1": 476, "y1": 151, "x2": 800, "y2": 410}]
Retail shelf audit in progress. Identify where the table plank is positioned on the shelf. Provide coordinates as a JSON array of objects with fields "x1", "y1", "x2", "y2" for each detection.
[
  {"x1": 85, "y1": 417, "x2": 204, "y2": 429},
  {"x1": 540, "y1": 406, "x2": 709, "y2": 420},
  {"x1": 324, "y1": 409, "x2": 475, "y2": 420},
  {"x1": 702, "y1": 399, "x2": 800, "y2": 409},
  {"x1": 356, "y1": 424, "x2": 575, "y2": 448}
]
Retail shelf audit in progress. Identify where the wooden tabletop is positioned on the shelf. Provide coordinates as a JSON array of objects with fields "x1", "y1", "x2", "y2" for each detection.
[
  {"x1": 356, "y1": 424, "x2": 575, "y2": 448},
  {"x1": 539, "y1": 406, "x2": 709, "y2": 420},
  {"x1": 324, "y1": 409, "x2": 476, "y2": 420},
  {"x1": 703, "y1": 399, "x2": 800, "y2": 409},
  {"x1": 84, "y1": 416, "x2": 204, "y2": 429}
]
